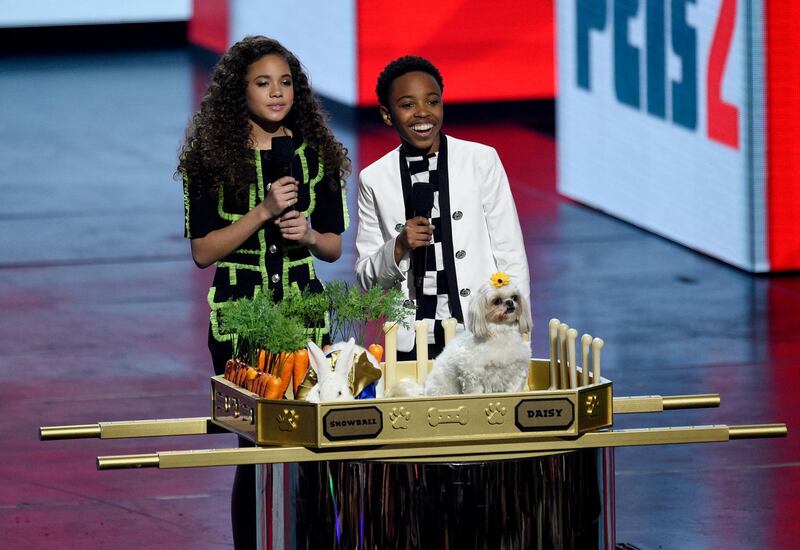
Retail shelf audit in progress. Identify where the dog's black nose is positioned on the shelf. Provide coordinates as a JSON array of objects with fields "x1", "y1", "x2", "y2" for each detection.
[{"x1": 505, "y1": 299, "x2": 516, "y2": 312}]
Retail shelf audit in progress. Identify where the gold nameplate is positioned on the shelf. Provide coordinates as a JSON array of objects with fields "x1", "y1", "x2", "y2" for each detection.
[
  {"x1": 515, "y1": 398, "x2": 575, "y2": 431},
  {"x1": 323, "y1": 407, "x2": 383, "y2": 440}
]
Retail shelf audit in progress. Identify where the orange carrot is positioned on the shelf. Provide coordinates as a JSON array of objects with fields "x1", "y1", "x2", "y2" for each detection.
[
  {"x1": 257, "y1": 349, "x2": 267, "y2": 372},
  {"x1": 293, "y1": 349, "x2": 310, "y2": 393},
  {"x1": 368, "y1": 344, "x2": 384, "y2": 362},
  {"x1": 276, "y1": 352, "x2": 294, "y2": 398},
  {"x1": 255, "y1": 373, "x2": 268, "y2": 397},
  {"x1": 261, "y1": 372, "x2": 275, "y2": 398},
  {"x1": 266, "y1": 353, "x2": 278, "y2": 376},
  {"x1": 245, "y1": 367, "x2": 258, "y2": 392},
  {"x1": 224, "y1": 359, "x2": 235, "y2": 381},
  {"x1": 237, "y1": 365, "x2": 251, "y2": 387},
  {"x1": 265, "y1": 374, "x2": 283, "y2": 399}
]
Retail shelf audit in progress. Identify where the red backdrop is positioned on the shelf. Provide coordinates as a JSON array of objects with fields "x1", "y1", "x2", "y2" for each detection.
[
  {"x1": 356, "y1": 0, "x2": 555, "y2": 106},
  {"x1": 188, "y1": 0, "x2": 229, "y2": 55},
  {"x1": 766, "y1": 1, "x2": 800, "y2": 270}
]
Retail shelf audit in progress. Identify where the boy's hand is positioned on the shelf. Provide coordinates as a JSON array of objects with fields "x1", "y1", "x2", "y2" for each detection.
[{"x1": 395, "y1": 216, "x2": 434, "y2": 261}]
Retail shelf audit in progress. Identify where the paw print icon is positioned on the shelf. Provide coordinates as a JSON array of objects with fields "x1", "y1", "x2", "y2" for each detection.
[
  {"x1": 485, "y1": 402, "x2": 508, "y2": 425},
  {"x1": 277, "y1": 409, "x2": 299, "y2": 431},
  {"x1": 389, "y1": 407, "x2": 411, "y2": 429},
  {"x1": 585, "y1": 395, "x2": 600, "y2": 417}
]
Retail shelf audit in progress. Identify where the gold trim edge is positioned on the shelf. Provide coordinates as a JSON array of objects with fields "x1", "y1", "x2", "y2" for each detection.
[{"x1": 95, "y1": 423, "x2": 787, "y2": 470}]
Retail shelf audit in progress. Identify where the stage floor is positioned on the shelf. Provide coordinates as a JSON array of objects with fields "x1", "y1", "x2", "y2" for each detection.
[{"x1": 1, "y1": 48, "x2": 797, "y2": 549}]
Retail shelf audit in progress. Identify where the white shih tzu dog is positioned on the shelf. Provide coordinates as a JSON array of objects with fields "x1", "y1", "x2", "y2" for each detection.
[{"x1": 423, "y1": 274, "x2": 532, "y2": 396}]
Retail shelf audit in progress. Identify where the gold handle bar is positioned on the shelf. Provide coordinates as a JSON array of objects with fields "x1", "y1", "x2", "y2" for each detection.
[
  {"x1": 96, "y1": 423, "x2": 787, "y2": 470},
  {"x1": 97, "y1": 453, "x2": 161, "y2": 470},
  {"x1": 40, "y1": 418, "x2": 224, "y2": 440},
  {"x1": 729, "y1": 424, "x2": 788, "y2": 439},
  {"x1": 40, "y1": 424, "x2": 102, "y2": 440},
  {"x1": 613, "y1": 394, "x2": 720, "y2": 414},
  {"x1": 662, "y1": 394, "x2": 721, "y2": 410}
]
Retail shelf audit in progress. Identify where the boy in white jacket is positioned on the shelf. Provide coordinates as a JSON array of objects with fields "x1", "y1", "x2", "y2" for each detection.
[{"x1": 355, "y1": 55, "x2": 530, "y2": 359}]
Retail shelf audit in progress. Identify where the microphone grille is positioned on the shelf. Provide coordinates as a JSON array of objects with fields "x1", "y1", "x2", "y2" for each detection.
[
  {"x1": 411, "y1": 182, "x2": 434, "y2": 212},
  {"x1": 271, "y1": 136, "x2": 294, "y2": 164}
]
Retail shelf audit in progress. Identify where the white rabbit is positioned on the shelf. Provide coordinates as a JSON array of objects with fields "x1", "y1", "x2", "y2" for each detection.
[{"x1": 303, "y1": 338, "x2": 357, "y2": 403}]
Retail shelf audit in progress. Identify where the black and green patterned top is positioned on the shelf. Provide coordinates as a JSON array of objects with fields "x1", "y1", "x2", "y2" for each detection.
[{"x1": 183, "y1": 137, "x2": 348, "y2": 370}]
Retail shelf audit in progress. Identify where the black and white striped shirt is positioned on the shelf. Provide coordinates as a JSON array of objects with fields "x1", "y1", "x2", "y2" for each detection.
[{"x1": 406, "y1": 152, "x2": 451, "y2": 346}]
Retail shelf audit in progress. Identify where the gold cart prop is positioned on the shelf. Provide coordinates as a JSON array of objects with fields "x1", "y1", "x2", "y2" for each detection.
[{"x1": 41, "y1": 320, "x2": 787, "y2": 549}]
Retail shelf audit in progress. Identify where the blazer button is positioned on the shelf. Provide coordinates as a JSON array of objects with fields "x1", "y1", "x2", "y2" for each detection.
[
  {"x1": 403, "y1": 299, "x2": 415, "y2": 308},
  {"x1": 395, "y1": 223, "x2": 405, "y2": 232},
  {"x1": 271, "y1": 274, "x2": 281, "y2": 284},
  {"x1": 455, "y1": 250, "x2": 466, "y2": 259},
  {"x1": 460, "y1": 288, "x2": 471, "y2": 297},
  {"x1": 452, "y1": 211, "x2": 463, "y2": 220},
  {"x1": 268, "y1": 244, "x2": 277, "y2": 254}
]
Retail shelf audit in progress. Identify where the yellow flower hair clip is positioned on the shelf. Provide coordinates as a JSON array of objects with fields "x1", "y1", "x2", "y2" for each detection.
[{"x1": 489, "y1": 272, "x2": 511, "y2": 288}]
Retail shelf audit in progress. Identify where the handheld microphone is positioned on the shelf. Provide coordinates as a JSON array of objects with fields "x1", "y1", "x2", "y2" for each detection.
[
  {"x1": 271, "y1": 136, "x2": 295, "y2": 216},
  {"x1": 411, "y1": 182, "x2": 434, "y2": 290},
  {"x1": 271, "y1": 136, "x2": 294, "y2": 178}
]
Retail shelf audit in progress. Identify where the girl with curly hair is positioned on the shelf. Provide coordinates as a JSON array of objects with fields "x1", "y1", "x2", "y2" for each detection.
[{"x1": 178, "y1": 35, "x2": 350, "y2": 548}]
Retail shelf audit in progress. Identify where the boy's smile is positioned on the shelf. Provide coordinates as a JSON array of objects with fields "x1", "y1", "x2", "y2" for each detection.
[{"x1": 381, "y1": 71, "x2": 443, "y2": 153}]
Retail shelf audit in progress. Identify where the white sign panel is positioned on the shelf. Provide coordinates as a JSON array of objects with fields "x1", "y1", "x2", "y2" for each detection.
[
  {"x1": 556, "y1": 0, "x2": 765, "y2": 271},
  {"x1": 0, "y1": 0, "x2": 191, "y2": 27}
]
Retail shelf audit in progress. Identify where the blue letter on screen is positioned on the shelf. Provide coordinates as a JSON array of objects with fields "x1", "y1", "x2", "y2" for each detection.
[
  {"x1": 646, "y1": 0, "x2": 666, "y2": 118},
  {"x1": 671, "y1": 0, "x2": 697, "y2": 129},
  {"x1": 577, "y1": 0, "x2": 608, "y2": 90},
  {"x1": 614, "y1": 0, "x2": 641, "y2": 109}
]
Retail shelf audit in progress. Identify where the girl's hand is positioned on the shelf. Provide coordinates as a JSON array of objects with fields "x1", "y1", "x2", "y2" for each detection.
[
  {"x1": 275, "y1": 209, "x2": 313, "y2": 245},
  {"x1": 261, "y1": 176, "x2": 299, "y2": 219}
]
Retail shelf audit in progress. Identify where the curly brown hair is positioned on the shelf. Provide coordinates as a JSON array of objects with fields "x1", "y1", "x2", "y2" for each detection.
[{"x1": 178, "y1": 36, "x2": 350, "y2": 198}]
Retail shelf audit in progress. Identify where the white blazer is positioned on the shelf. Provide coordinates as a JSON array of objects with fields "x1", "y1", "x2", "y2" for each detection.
[{"x1": 355, "y1": 135, "x2": 530, "y2": 352}]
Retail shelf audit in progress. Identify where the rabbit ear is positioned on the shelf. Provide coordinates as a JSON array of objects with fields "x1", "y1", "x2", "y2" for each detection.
[
  {"x1": 335, "y1": 338, "x2": 357, "y2": 378},
  {"x1": 304, "y1": 386, "x2": 321, "y2": 403},
  {"x1": 307, "y1": 341, "x2": 330, "y2": 378}
]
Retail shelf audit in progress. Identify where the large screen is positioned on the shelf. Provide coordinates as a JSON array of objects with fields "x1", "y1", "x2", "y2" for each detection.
[{"x1": 556, "y1": 0, "x2": 767, "y2": 271}]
